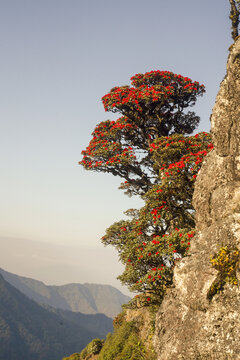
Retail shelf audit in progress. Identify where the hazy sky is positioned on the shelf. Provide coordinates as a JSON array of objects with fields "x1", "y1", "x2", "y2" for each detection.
[{"x1": 0, "y1": 0, "x2": 232, "y2": 295}]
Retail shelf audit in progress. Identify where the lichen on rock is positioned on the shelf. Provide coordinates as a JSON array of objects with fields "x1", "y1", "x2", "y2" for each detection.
[{"x1": 207, "y1": 245, "x2": 239, "y2": 301}]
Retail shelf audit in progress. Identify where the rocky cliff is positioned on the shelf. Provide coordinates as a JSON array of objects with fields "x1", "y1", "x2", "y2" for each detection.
[{"x1": 153, "y1": 36, "x2": 240, "y2": 359}]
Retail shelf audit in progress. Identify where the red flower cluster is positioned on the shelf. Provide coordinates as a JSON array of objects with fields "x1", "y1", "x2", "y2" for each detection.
[
  {"x1": 149, "y1": 132, "x2": 213, "y2": 180},
  {"x1": 130, "y1": 70, "x2": 204, "y2": 89},
  {"x1": 102, "y1": 71, "x2": 205, "y2": 114},
  {"x1": 79, "y1": 118, "x2": 137, "y2": 169},
  {"x1": 102, "y1": 85, "x2": 168, "y2": 113}
]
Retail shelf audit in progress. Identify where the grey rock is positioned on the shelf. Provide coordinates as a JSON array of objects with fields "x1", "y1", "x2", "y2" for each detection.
[{"x1": 153, "y1": 37, "x2": 240, "y2": 360}]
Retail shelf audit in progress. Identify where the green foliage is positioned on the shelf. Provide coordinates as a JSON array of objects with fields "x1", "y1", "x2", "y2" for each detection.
[
  {"x1": 79, "y1": 338, "x2": 104, "y2": 359},
  {"x1": 64, "y1": 338, "x2": 105, "y2": 360},
  {"x1": 102, "y1": 133, "x2": 212, "y2": 304},
  {"x1": 208, "y1": 246, "x2": 240, "y2": 300},
  {"x1": 64, "y1": 311, "x2": 157, "y2": 360},
  {"x1": 97, "y1": 320, "x2": 156, "y2": 360}
]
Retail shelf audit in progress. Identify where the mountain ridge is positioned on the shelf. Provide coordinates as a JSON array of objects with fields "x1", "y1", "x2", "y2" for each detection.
[
  {"x1": 0, "y1": 274, "x2": 112, "y2": 360},
  {"x1": 0, "y1": 268, "x2": 131, "y2": 318}
]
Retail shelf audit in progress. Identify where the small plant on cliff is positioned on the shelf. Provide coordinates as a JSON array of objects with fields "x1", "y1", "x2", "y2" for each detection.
[
  {"x1": 79, "y1": 338, "x2": 104, "y2": 359},
  {"x1": 63, "y1": 338, "x2": 105, "y2": 360},
  {"x1": 79, "y1": 70, "x2": 212, "y2": 304},
  {"x1": 229, "y1": 0, "x2": 240, "y2": 40},
  {"x1": 98, "y1": 318, "x2": 156, "y2": 360},
  {"x1": 208, "y1": 245, "x2": 240, "y2": 300}
]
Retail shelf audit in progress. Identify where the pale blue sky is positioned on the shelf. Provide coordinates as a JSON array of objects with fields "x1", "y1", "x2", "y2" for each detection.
[{"x1": 0, "y1": 0, "x2": 232, "y2": 294}]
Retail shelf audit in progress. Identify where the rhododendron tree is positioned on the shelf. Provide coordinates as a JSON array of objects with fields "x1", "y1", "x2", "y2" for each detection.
[
  {"x1": 79, "y1": 70, "x2": 212, "y2": 305},
  {"x1": 101, "y1": 133, "x2": 213, "y2": 304},
  {"x1": 80, "y1": 71, "x2": 205, "y2": 196}
]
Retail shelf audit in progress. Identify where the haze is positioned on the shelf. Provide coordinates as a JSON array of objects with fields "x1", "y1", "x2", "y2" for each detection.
[{"x1": 0, "y1": 0, "x2": 232, "y2": 295}]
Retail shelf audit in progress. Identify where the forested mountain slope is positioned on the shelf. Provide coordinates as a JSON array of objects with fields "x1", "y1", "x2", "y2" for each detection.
[{"x1": 0, "y1": 274, "x2": 111, "y2": 360}]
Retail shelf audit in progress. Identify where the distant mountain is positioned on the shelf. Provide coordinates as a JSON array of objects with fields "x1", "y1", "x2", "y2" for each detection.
[
  {"x1": 0, "y1": 268, "x2": 131, "y2": 318},
  {"x1": 0, "y1": 274, "x2": 112, "y2": 360},
  {"x1": 41, "y1": 304, "x2": 113, "y2": 339}
]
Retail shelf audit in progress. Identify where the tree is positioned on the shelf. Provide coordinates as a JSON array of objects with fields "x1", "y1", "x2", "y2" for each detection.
[
  {"x1": 79, "y1": 70, "x2": 212, "y2": 305},
  {"x1": 80, "y1": 71, "x2": 205, "y2": 196},
  {"x1": 101, "y1": 132, "x2": 213, "y2": 304}
]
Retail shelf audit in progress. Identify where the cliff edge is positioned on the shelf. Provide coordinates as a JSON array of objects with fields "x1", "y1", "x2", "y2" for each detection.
[{"x1": 153, "y1": 37, "x2": 240, "y2": 360}]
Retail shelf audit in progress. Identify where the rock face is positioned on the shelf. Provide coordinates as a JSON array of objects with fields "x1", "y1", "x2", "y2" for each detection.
[{"x1": 153, "y1": 37, "x2": 240, "y2": 360}]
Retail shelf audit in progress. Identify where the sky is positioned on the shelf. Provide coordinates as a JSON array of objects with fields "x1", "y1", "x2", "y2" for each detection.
[{"x1": 0, "y1": 0, "x2": 233, "y2": 295}]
